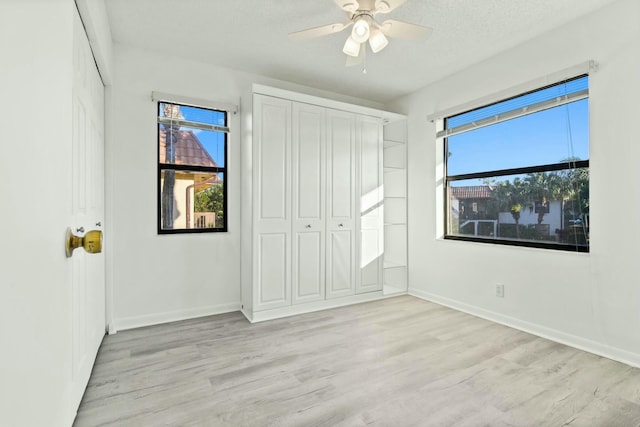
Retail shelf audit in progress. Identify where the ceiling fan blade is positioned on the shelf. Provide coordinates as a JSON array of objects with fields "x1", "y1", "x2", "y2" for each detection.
[
  {"x1": 374, "y1": 0, "x2": 406, "y2": 13},
  {"x1": 345, "y1": 47, "x2": 365, "y2": 67},
  {"x1": 380, "y1": 19, "x2": 433, "y2": 40},
  {"x1": 288, "y1": 22, "x2": 351, "y2": 41},
  {"x1": 334, "y1": 0, "x2": 360, "y2": 12}
]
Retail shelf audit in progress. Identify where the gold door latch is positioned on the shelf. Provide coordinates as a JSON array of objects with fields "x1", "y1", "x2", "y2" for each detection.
[{"x1": 65, "y1": 227, "x2": 103, "y2": 257}]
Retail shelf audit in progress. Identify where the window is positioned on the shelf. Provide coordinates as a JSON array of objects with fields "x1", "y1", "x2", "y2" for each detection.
[
  {"x1": 444, "y1": 75, "x2": 589, "y2": 251},
  {"x1": 158, "y1": 101, "x2": 228, "y2": 233}
]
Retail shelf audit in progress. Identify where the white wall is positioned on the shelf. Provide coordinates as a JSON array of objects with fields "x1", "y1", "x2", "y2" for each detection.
[
  {"x1": 0, "y1": 1, "x2": 78, "y2": 426},
  {"x1": 109, "y1": 44, "x2": 383, "y2": 330},
  {"x1": 389, "y1": 0, "x2": 640, "y2": 366}
]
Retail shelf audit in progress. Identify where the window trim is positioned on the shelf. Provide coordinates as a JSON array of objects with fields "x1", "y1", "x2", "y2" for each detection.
[
  {"x1": 442, "y1": 75, "x2": 590, "y2": 253},
  {"x1": 151, "y1": 91, "x2": 238, "y2": 115},
  {"x1": 427, "y1": 60, "x2": 596, "y2": 122},
  {"x1": 438, "y1": 88, "x2": 588, "y2": 140},
  {"x1": 157, "y1": 101, "x2": 229, "y2": 234},
  {"x1": 446, "y1": 160, "x2": 589, "y2": 183}
]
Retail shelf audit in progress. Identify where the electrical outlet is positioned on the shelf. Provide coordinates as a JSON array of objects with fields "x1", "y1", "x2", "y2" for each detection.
[{"x1": 495, "y1": 284, "x2": 505, "y2": 298}]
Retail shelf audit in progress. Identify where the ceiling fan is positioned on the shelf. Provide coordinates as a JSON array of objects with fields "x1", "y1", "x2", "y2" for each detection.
[{"x1": 288, "y1": 0, "x2": 432, "y2": 67}]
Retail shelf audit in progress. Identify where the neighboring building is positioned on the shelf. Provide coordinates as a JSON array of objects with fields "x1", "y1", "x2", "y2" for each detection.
[
  {"x1": 449, "y1": 185, "x2": 498, "y2": 237},
  {"x1": 451, "y1": 185, "x2": 564, "y2": 239},
  {"x1": 498, "y1": 200, "x2": 563, "y2": 237},
  {"x1": 450, "y1": 186, "x2": 494, "y2": 220}
]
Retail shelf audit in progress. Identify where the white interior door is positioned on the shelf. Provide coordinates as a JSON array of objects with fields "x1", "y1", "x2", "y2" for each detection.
[
  {"x1": 292, "y1": 103, "x2": 326, "y2": 304},
  {"x1": 70, "y1": 10, "x2": 106, "y2": 412},
  {"x1": 253, "y1": 95, "x2": 292, "y2": 311},
  {"x1": 357, "y1": 115, "x2": 383, "y2": 294},
  {"x1": 326, "y1": 109, "x2": 356, "y2": 299}
]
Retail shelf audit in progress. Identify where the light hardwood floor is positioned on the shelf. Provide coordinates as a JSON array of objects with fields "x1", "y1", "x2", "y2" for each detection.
[{"x1": 74, "y1": 296, "x2": 640, "y2": 426}]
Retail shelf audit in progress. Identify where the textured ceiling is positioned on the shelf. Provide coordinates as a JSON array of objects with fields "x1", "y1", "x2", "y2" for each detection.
[{"x1": 105, "y1": 0, "x2": 616, "y2": 104}]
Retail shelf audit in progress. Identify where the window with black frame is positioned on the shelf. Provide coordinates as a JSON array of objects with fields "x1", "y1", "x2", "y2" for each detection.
[
  {"x1": 444, "y1": 75, "x2": 589, "y2": 251},
  {"x1": 157, "y1": 101, "x2": 228, "y2": 233}
]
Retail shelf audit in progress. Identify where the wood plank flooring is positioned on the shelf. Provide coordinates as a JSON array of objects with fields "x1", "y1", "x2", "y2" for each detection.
[{"x1": 74, "y1": 296, "x2": 640, "y2": 426}]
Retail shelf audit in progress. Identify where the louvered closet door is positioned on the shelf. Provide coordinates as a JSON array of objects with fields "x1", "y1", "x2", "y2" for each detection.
[
  {"x1": 253, "y1": 95, "x2": 292, "y2": 311},
  {"x1": 326, "y1": 109, "x2": 357, "y2": 299},
  {"x1": 357, "y1": 115, "x2": 383, "y2": 294},
  {"x1": 292, "y1": 103, "x2": 326, "y2": 304}
]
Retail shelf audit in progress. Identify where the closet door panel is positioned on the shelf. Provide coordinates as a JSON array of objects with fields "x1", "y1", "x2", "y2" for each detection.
[
  {"x1": 327, "y1": 230, "x2": 353, "y2": 296},
  {"x1": 292, "y1": 103, "x2": 325, "y2": 304},
  {"x1": 257, "y1": 233, "x2": 289, "y2": 308},
  {"x1": 326, "y1": 109, "x2": 356, "y2": 299},
  {"x1": 294, "y1": 104, "x2": 324, "y2": 221},
  {"x1": 257, "y1": 98, "x2": 290, "y2": 221},
  {"x1": 327, "y1": 114, "x2": 354, "y2": 221},
  {"x1": 293, "y1": 231, "x2": 323, "y2": 303},
  {"x1": 360, "y1": 228, "x2": 380, "y2": 287},
  {"x1": 357, "y1": 115, "x2": 383, "y2": 294},
  {"x1": 253, "y1": 94, "x2": 292, "y2": 310}
]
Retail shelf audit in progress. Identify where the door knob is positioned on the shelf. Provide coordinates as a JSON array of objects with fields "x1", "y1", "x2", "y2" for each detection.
[
  {"x1": 338, "y1": 223, "x2": 344, "y2": 227},
  {"x1": 65, "y1": 228, "x2": 103, "y2": 257},
  {"x1": 305, "y1": 224, "x2": 312, "y2": 228}
]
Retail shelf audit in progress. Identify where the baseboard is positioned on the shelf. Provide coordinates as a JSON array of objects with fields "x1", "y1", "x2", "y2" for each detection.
[
  {"x1": 408, "y1": 287, "x2": 640, "y2": 368},
  {"x1": 244, "y1": 291, "x2": 394, "y2": 323},
  {"x1": 240, "y1": 307, "x2": 254, "y2": 323},
  {"x1": 111, "y1": 302, "x2": 242, "y2": 332}
]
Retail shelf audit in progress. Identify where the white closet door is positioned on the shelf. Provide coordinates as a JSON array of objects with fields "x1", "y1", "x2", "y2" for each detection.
[
  {"x1": 70, "y1": 9, "x2": 105, "y2": 413},
  {"x1": 326, "y1": 109, "x2": 357, "y2": 299},
  {"x1": 253, "y1": 95, "x2": 292, "y2": 311},
  {"x1": 292, "y1": 103, "x2": 326, "y2": 304},
  {"x1": 357, "y1": 115, "x2": 383, "y2": 294}
]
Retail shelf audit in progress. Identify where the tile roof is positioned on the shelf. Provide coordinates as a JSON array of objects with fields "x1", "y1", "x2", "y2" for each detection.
[
  {"x1": 159, "y1": 128, "x2": 218, "y2": 167},
  {"x1": 450, "y1": 185, "x2": 493, "y2": 199}
]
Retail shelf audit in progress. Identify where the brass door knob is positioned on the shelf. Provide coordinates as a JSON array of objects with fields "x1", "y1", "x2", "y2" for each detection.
[{"x1": 65, "y1": 228, "x2": 103, "y2": 257}]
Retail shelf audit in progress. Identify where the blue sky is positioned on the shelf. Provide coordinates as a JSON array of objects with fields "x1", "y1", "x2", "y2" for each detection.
[
  {"x1": 162, "y1": 78, "x2": 588, "y2": 177},
  {"x1": 447, "y1": 76, "x2": 589, "y2": 186},
  {"x1": 447, "y1": 99, "x2": 589, "y2": 181},
  {"x1": 180, "y1": 98, "x2": 589, "y2": 176},
  {"x1": 161, "y1": 103, "x2": 226, "y2": 167},
  {"x1": 187, "y1": 127, "x2": 226, "y2": 167}
]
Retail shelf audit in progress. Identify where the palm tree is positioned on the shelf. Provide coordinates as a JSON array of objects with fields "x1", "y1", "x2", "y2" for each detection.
[
  {"x1": 559, "y1": 168, "x2": 589, "y2": 222},
  {"x1": 524, "y1": 172, "x2": 564, "y2": 225},
  {"x1": 492, "y1": 177, "x2": 528, "y2": 239},
  {"x1": 485, "y1": 159, "x2": 589, "y2": 242},
  {"x1": 161, "y1": 104, "x2": 183, "y2": 229}
]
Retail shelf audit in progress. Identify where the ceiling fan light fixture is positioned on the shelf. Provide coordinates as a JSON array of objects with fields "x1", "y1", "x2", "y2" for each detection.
[
  {"x1": 351, "y1": 17, "x2": 370, "y2": 43},
  {"x1": 288, "y1": 0, "x2": 432, "y2": 66},
  {"x1": 368, "y1": 28, "x2": 388, "y2": 53},
  {"x1": 342, "y1": 36, "x2": 361, "y2": 57}
]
